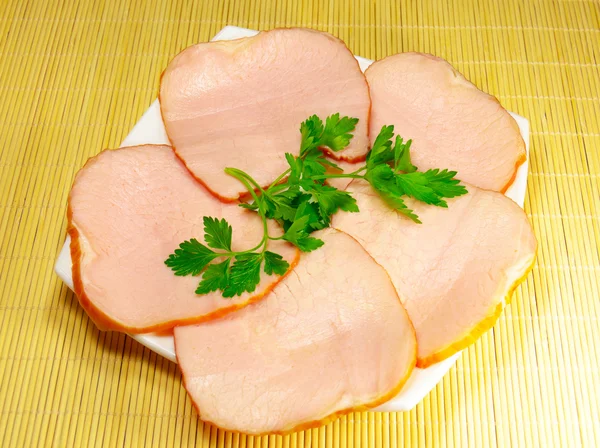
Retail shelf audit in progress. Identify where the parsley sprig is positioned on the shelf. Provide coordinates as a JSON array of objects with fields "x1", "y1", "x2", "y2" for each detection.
[
  {"x1": 166, "y1": 114, "x2": 467, "y2": 297},
  {"x1": 164, "y1": 217, "x2": 290, "y2": 297}
]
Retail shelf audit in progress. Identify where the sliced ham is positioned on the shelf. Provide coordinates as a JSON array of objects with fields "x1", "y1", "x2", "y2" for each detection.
[
  {"x1": 160, "y1": 28, "x2": 370, "y2": 201},
  {"x1": 174, "y1": 229, "x2": 416, "y2": 435},
  {"x1": 333, "y1": 180, "x2": 536, "y2": 367},
  {"x1": 366, "y1": 53, "x2": 526, "y2": 192},
  {"x1": 68, "y1": 144, "x2": 299, "y2": 333}
]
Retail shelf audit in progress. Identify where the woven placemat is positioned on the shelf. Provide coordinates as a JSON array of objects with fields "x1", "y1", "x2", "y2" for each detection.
[{"x1": 1, "y1": 0, "x2": 599, "y2": 446}]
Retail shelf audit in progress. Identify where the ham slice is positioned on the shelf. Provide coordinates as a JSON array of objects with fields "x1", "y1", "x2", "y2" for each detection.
[
  {"x1": 333, "y1": 180, "x2": 536, "y2": 367},
  {"x1": 68, "y1": 145, "x2": 299, "y2": 333},
  {"x1": 160, "y1": 28, "x2": 370, "y2": 201},
  {"x1": 366, "y1": 53, "x2": 526, "y2": 192},
  {"x1": 174, "y1": 229, "x2": 416, "y2": 435}
]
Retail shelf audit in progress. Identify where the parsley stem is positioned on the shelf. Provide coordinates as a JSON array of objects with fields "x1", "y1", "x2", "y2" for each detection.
[
  {"x1": 312, "y1": 173, "x2": 365, "y2": 180},
  {"x1": 267, "y1": 168, "x2": 292, "y2": 193},
  {"x1": 230, "y1": 237, "x2": 267, "y2": 255},
  {"x1": 225, "y1": 167, "x2": 266, "y2": 195},
  {"x1": 349, "y1": 166, "x2": 368, "y2": 175},
  {"x1": 225, "y1": 167, "x2": 270, "y2": 254},
  {"x1": 266, "y1": 183, "x2": 289, "y2": 194}
]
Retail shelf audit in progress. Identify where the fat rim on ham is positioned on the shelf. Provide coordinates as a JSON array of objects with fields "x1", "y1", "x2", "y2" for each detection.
[
  {"x1": 160, "y1": 28, "x2": 371, "y2": 202},
  {"x1": 68, "y1": 144, "x2": 299, "y2": 333},
  {"x1": 174, "y1": 229, "x2": 417, "y2": 435}
]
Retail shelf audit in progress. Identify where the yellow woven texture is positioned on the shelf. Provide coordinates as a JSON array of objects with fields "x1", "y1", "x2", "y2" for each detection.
[{"x1": 1, "y1": 0, "x2": 599, "y2": 446}]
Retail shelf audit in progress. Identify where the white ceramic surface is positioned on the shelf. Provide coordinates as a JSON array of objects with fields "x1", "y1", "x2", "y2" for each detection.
[{"x1": 54, "y1": 26, "x2": 530, "y2": 412}]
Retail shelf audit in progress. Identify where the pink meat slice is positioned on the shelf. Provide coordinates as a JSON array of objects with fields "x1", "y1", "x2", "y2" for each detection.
[
  {"x1": 160, "y1": 28, "x2": 370, "y2": 201},
  {"x1": 68, "y1": 145, "x2": 298, "y2": 333},
  {"x1": 333, "y1": 180, "x2": 536, "y2": 367},
  {"x1": 366, "y1": 53, "x2": 526, "y2": 192},
  {"x1": 174, "y1": 229, "x2": 416, "y2": 435}
]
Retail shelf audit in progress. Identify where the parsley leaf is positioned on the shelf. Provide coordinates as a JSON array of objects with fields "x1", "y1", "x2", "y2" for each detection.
[
  {"x1": 285, "y1": 153, "x2": 302, "y2": 184},
  {"x1": 378, "y1": 189, "x2": 422, "y2": 223},
  {"x1": 318, "y1": 157, "x2": 342, "y2": 171},
  {"x1": 306, "y1": 183, "x2": 359, "y2": 222},
  {"x1": 222, "y1": 253, "x2": 264, "y2": 297},
  {"x1": 238, "y1": 201, "x2": 259, "y2": 212},
  {"x1": 367, "y1": 125, "x2": 395, "y2": 169},
  {"x1": 203, "y1": 217, "x2": 232, "y2": 251},
  {"x1": 300, "y1": 113, "x2": 359, "y2": 156},
  {"x1": 395, "y1": 169, "x2": 467, "y2": 208},
  {"x1": 300, "y1": 115, "x2": 324, "y2": 156},
  {"x1": 264, "y1": 251, "x2": 290, "y2": 276},
  {"x1": 320, "y1": 113, "x2": 359, "y2": 151},
  {"x1": 195, "y1": 259, "x2": 230, "y2": 294},
  {"x1": 164, "y1": 239, "x2": 218, "y2": 276},
  {"x1": 395, "y1": 172, "x2": 448, "y2": 207},
  {"x1": 293, "y1": 198, "x2": 326, "y2": 231},
  {"x1": 366, "y1": 164, "x2": 422, "y2": 223},
  {"x1": 282, "y1": 215, "x2": 325, "y2": 252},
  {"x1": 365, "y1": 163, "x2": 397, "y2": 194},
  {"x1": 263, "y1": 193, "x2": 297, "y2": 222},
  {"x1": 301, "y1": 154, "x2": 328, "y2": 178},
  {"x1": 165, "y1": 218, "x2": 287, "y2": 298},
  {"x1": 393, "y1": 136, "x2": 417, "y2": 173},
  {"x1": 364, "y1": 126, "x2": 470, "y2": 221},
  {"x1": 421, "y1": 169, "x2": 468, "y2": 198}
]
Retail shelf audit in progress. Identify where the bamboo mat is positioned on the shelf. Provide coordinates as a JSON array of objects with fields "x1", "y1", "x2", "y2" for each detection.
[{"x1": 1, "y1": 0, "x2": 599, "y2": 446}]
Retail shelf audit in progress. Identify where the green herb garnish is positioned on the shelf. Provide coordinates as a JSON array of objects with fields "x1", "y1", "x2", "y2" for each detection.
[{"x1": 166, "y1": 114, "x2": 467, "y2": 297}]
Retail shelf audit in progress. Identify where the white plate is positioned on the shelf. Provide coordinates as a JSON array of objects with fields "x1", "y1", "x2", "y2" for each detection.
[{"x1": 54, "y1": 26, "x2": 530, "y2": 412}]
